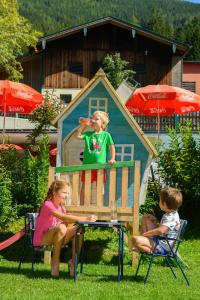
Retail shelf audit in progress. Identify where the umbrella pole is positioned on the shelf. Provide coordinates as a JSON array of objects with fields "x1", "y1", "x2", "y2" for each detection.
[
  {"x1": 157, "y1": 98, "x2": 160, "y2": 142},
  {"x1": 2, "y1": 90, "x2": 6, "y2": 144},
  {"x1": 175, "y1": 114, "x2": 179, "y2": 131}
]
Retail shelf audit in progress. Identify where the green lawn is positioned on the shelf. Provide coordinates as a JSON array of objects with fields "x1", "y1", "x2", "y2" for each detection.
[{"x1": 0, "y1": 227, "x2": 200, "y2": 300}]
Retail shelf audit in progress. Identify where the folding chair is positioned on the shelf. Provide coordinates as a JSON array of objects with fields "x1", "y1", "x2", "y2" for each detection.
[
  {"x1": 135, "y1": 219, "x2": 190, "y2": 285},
  {"x1": 18, "y1": 213, "x2": 70, "y2": 273}
]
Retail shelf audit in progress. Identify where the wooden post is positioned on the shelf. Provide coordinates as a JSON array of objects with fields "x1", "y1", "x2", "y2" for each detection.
[
  {"x1": 44, "y1": 250, "x2": 51, "y2": 265},
  {"x1": 48, "y1": 166, "x2": 55, "y2": 187},
  {"x1": 132, "y1": 160, "x2": 140, "y2": 266}
]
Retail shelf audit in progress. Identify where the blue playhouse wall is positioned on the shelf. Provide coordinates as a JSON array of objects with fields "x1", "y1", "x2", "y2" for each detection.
[{"x1": 61, "y1": 81, "x2": 150, "y2": 207}]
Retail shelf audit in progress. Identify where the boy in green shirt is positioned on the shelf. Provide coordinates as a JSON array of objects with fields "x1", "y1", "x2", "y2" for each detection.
[{"x1": 76, "y1": 111, "x2": 116, "y2": 204}]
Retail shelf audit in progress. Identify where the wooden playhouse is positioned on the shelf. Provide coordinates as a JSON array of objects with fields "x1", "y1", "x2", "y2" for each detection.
[{"x1": 51, "y1": 69, "x2": 156, "y2": 243}]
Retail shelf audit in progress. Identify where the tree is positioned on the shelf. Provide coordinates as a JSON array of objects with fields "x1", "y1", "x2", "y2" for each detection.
[
  {"x1": 102, "y1": 53, "x2": 135, "y2": 89},
  {"x1": 27, "y1": 90, "x2": 64, "y2": 145},
  {"x1": 183, "y1": 17, "x2": 200, "y2": 60},
  {"x1": 147, "y1": 7, "x2": 174, "y2": 38},
  {"x1": 0, "y1": 0, "x2": 42, "y2": 81}
]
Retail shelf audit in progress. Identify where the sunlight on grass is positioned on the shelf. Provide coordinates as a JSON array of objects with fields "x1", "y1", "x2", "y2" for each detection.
[{"x1": 0, "y1": 239, "x2": 200, "y2": 300}]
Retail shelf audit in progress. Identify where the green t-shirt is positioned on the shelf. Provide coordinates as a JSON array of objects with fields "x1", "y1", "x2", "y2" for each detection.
[{"x1": 82, "y1": 131, "x2": 114, "y2": 164}]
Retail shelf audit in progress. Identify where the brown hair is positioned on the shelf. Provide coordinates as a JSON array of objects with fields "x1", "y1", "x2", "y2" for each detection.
[
  {"x1": 93, "y1": 111, "x2": 109, "y2": 130},
  {"x1": 160, "y1": 187, "x2": 182, "y2": 210}
]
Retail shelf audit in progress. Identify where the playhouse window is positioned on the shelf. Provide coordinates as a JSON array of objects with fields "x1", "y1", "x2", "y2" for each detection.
[
  {"x1": 89, "y1": 98, "x2": 108, "y2": 115},
  {"x1": 60, "y1": 94, "x2": 72, "y2": 104},
  {"x1": 115, "y1": 144, "x2": 134, "y2": 161}
]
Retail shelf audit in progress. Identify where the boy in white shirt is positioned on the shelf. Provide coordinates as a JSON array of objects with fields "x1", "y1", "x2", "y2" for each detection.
[{"x1": 133, "y1": 187, "x2": 183, "y2": 254}]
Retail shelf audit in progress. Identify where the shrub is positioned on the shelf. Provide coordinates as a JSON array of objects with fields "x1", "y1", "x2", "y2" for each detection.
[
  {"x1": 0, "y1": 163, "x2": 17, "y2": 229},
  {"x1": 0, "y1": 135, "x2": 50, "y2": 216},
  {"x1": 22, "y1": 135, "x2": 50, "y2": 211},
  {"x1": 156, "y1": 121, "x2": 200, "y2": 224}
]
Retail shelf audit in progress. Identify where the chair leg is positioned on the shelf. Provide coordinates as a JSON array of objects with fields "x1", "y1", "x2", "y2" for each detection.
[
  {"x1": 135, "y1": 254, "x2": 143, "y2": 278},
  {"x1": 165, "y1": 257, "x2": 177, "y2": 278},
  {"x1": 80, "y1": 243, "x2": 84, "y2": 274},
  {"x1": 174, "y1": 256, "x2": 190, "y2": 285},
  {"x1": 31, "y1": 248, "x2": 36, "y2": 272},
  {"x1": 74, "y1": 233, "x2": 78, "y2": 282},
  {"x1": 144, "y1": 255, "x2": 154, "y2": 284},
  {"x1": 121, "y1": 227, "x2": 124, "y2": 277},
  {"x1": 18, "y1": 247, "x2": 27, "y2": 270}
]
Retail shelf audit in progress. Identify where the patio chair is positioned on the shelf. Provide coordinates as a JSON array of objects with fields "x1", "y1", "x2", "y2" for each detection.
[
  {"x1": 134, "y1": 219, "x2": 190, "y2": 285},
  {"x1": 18, "y1": 213, "x2": 71, "y2": 273}
]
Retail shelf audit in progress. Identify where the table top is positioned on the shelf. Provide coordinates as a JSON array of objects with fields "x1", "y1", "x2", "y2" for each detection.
[{"x1": 77, "y1": 221, "x2": 124, "y2": 227}]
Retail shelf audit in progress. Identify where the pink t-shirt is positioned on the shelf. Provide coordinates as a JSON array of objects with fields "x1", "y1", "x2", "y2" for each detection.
[{"x1": 33, "y1": 200, "x2": 66, "y2": 246}]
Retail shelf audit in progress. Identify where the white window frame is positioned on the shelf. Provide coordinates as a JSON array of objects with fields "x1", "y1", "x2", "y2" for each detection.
[
  {"x1": 115, "y1": 144, "x2": 134, "y2": 161},
  {"x1": 89, "y1": 97, "x2": 108, "y2": 116}
]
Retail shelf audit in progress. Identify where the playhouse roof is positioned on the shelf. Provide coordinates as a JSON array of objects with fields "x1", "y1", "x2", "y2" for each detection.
[{"x1": 52, "y1": 69, "x2": 157, "y2": 156}]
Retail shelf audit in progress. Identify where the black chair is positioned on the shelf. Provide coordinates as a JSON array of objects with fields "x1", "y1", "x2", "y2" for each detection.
[
  {"x1": 135, "y1": 219, "x2": 190, "y2": 285},
  {"x1": 18, "y1": 213, "x2": 70, "y2": 273}
]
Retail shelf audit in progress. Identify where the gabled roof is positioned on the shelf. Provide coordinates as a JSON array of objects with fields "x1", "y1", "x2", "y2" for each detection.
[
  {"x1": 39, "y1": 16, "x2": 190, "y2": 56},
  {"x1": 52, "y1": 69, "x2": 157, "y2": 156}
]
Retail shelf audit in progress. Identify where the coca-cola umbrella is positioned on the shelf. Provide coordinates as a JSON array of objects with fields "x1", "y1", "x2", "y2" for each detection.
[
  {"x1": 126, "y1": 84, "x2": 200, "y2": 138},
  {"x1": 0, "y1": 80, "x2": 43, "y2": 142},
  {"x1": 0, "y1": 144, "x2": 24, "y2": 151}
]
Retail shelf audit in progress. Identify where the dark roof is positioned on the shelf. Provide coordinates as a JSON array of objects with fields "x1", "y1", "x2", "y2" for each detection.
[{"x1": 38, "y1": 16, "x2": 190, "y2": 56}]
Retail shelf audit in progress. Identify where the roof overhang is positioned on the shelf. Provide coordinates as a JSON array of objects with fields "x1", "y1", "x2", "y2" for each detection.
[{"x1": 38, "y1": 16, "x2": 190, "y2": 56}]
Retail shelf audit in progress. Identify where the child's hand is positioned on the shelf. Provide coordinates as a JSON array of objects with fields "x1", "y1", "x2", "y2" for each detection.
[{"x1": 108, "y1": 159, "x2": 116, "y2": 165}]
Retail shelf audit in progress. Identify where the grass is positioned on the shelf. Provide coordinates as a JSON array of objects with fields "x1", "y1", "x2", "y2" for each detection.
[{"x1": 0, "y1": 222, "x2": 200, "y2": 300}]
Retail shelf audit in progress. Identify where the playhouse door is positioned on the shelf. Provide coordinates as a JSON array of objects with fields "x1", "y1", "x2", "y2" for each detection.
[{"x1": 63, "y1": 131, "x2": 84, "y2": 165}]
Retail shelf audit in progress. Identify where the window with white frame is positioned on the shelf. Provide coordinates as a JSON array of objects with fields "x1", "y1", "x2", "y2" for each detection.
[
  {"x1": 115, "y1": 144, "x2": 134, "y2": 161},
  {"x1": 89, "y1": 97, "x2": 108, "y2": 116}
]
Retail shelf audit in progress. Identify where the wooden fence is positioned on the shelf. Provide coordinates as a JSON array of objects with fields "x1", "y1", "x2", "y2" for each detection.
[{"x1": 48, "y1": 160, "x2": 141, "y2": 247}]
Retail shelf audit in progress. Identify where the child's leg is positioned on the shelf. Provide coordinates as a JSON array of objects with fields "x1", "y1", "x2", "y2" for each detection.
[
  {"x1": 41, "y1": 224, "x2": 68, "y2": 276},
  {"x1": 65, "y1": 225, "x2": 84, "y2": 276},
  {"x1": 132, "y1": 235, "x2": 154, "y2": 254},
  {"x1": 141, "y1": 214, "x2": 158, "y2": 234}
]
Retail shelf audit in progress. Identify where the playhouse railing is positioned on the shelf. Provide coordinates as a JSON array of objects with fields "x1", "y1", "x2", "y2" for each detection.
[{"x1": 49, "y1": 160, "x2": 140, "y2": 238}]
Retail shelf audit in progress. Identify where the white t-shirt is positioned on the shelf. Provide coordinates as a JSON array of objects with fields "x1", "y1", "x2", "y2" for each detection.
[
  {"x1": 158, "y1": 210, "x2": 180, "y2": 251},
  {"x1": 160, "y1": 210, "x2": 180, "y2": 239}
]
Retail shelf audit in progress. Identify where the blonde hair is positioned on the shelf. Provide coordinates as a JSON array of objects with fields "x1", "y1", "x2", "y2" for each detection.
[
  {"x1": 93, "y1": 111, "x2": 109, "y2": 130},
  {"x1": 39, "y1": 180, "x2": 71, "y2": 213},
  {"x1": 45, "y1": 180, "x2": 71, "y2": 201}
]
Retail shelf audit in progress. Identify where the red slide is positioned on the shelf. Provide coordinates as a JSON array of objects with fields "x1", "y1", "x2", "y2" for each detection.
[{"x1": 0, "y1": 228, "x2": 25, "y2": 251}]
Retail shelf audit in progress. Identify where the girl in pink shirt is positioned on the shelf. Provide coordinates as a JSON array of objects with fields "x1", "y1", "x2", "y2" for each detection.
[{"x1": 33, "y1": 180, "x2": 97, "y2": 277}]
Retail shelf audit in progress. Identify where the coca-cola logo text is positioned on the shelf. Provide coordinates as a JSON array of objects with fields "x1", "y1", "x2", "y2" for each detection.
[
  {"x1": 147, "y1": 93, "x2": 168, "y2": 100},
  {"x1": 180, "y1": 94, "x2": 194, "y2": 101},
  {"x1": 128, "y1": 107, "x2": 140, "y2": 114},
  {"x1": 16, "y1": 90, "x2": 33, "y2": 99},
  {"x1": 8, "y1": 106, "x2": 25, "y2": 112},
  {"x1": 149, "y1": 108, "x2": 167, "y2": 114},
  {"x1": 181, "y1": 106, "x2": 195, "y2": 113}
]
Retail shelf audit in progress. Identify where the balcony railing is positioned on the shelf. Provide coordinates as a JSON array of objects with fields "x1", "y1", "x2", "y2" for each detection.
[{"x1": 133, "y1": 112, "x2": 200, "y2": 132}]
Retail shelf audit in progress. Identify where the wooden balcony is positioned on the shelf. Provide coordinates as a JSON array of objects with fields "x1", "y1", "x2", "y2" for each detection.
[
  {"x1": 133, "y1": 112, "x2": 200, "y2": 132},
  {"x1": 49, "y1": 160, "x2": 140, "y2": 234}
]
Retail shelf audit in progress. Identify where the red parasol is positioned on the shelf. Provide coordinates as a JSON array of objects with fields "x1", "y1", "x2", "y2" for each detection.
[
  {"x1": 126, "y1": 85, "x2": 200, "y2": 139},
  {"x1": 0, "y1": 80, "x2": 43, "y2": 114},
  {"x1": 0, "y1": 144, "x2": 24, "y2": 151},
  {"x1": 0, "y1": 80, "x2": 43, "y2": 143},
  {"x1": 126, "y1": 85, "x2": 200, "y2": 116}
]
